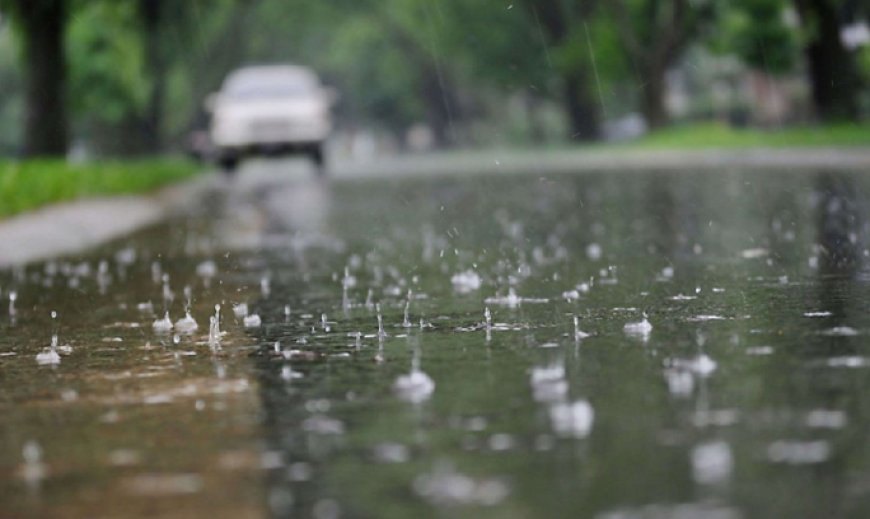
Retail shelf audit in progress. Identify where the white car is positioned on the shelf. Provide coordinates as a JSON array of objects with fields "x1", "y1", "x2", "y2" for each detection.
[{"x1": 207, "y1": 65, "x2": 334, "y2": 173}]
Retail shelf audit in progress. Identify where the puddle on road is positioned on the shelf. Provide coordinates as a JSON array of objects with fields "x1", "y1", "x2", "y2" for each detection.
[
  {"x1": 0, "y1": 244, "x2": 265, "y2": 517},
  {"x1": 4, "y1": 167, "x2": 870, "y2": 518}
]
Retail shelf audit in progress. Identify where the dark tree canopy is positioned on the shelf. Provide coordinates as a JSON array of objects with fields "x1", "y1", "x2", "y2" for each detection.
[{"x1": 0, "y1": 0, "x2": 865, "y2": 156}]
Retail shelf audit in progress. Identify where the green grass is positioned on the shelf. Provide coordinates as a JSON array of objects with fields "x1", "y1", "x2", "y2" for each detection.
[
  {"x1": 625, "y1": 122, "x2": 870, "y2": 149},
  {"x1": 0, "y1": 158, "x2": 202, "y2": 218}
]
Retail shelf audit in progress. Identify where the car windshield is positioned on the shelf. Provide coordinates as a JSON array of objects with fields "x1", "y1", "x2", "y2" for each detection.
[{"x1": 222, "y1": 71, "x2": 318, "y2": 99}]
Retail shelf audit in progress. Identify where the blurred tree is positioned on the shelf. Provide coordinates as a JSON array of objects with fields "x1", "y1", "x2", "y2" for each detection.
[
  {"x1": 3, "y1": 0, "x2": 861, "y2": 157},
  {"x1": 244, "y1": 0, "x2": 468, "y2": 147},
  {"x1": 0, "y1": 0, "x2": 68, "y2": 156},
  {"x1": 0, "y1": 16, "x2": 23, "y2": 153},
  {"x1": 519, "y1": 0, "x2": 602, "y2": 140},
  {"x1": 610, "y1": 0, "x2": 717, "y2": 129},
  {"x1": 140, "y1": 0, "x2": 264, "y2": 151},
  {"x1": 138, "y1": 0, "x2": 164, "y2": 153},
  {"x1": 721, "y1": 0, "x2": 798, "y2": 74},
  {"x1": 392, "y1": 2, "x2": 471, "y2": 146},
  {"x1": 67, "y1": 2, "x2": 147, "y2": 154},
  {"x1": 323, "y1": 13, "x2": 435, "y2": 143},
  {"x1": 793, "y1": 0, "x2": 864, "y2": 121},
  {"x1": 66, "y1": 0, "x2": 252, "y2": 155}
]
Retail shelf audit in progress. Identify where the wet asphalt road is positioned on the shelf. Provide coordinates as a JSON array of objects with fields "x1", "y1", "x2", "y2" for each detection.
[{"x1": 3, "y1": 157, "x2": 870, "y2": 518}]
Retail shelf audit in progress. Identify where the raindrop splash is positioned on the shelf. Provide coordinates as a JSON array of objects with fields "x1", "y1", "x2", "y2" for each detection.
[
  {"x1": 152, "y1": 312, "x2": 173, "y2": 333},
  {"x1": 209, "y1": 304, "x2": 222, "y2": 350},
  {"x1": 402, "y1": 294, "x2": 412, "y2": 328},
  {"x1": 623, "y1": 312, "x2": 653, "y2": 339},
  {"x1": 574, "y1": 315, "x2": 591, "y2": 340},
  {"x1": 377, "y1": 304, "x2": 387, "y2": 339},
  {"x1": 174, "y1": 311, "x2": 198, "y2": 334}
]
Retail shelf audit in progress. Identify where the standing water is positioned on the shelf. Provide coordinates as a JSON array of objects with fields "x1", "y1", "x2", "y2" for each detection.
[{"x1": 3, "y1": 167, "x2": 870, "y2": 519}]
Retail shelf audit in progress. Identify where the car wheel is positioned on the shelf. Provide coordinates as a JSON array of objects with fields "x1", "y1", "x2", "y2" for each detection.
[
  {"x1": 218, "y1": 155, "x2": 239, "y2": 174},
  {"x1": 310, "y1": 145, "x2": 326, "y2": 176}
]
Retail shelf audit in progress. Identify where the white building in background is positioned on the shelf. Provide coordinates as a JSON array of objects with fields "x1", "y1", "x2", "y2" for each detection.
[
  {"x1": 841, "y1": 21, "x2": 870, "y2": 50},
  {"x1": 663, "y1": 47, "x2": 812, "y2": 128}
]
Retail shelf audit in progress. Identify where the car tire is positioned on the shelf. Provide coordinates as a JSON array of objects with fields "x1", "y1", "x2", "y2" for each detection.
[
  {"x1": 218, "y1": 154, "x2": 239, "y2": 174},
  {"x1": 310, "y1": 145, "x2": 326, "y2": 176}
]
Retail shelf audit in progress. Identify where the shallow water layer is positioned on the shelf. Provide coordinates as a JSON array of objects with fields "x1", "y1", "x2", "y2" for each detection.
[{"x1": 3, "y1": 166, "x2": 870, "y2": 518}]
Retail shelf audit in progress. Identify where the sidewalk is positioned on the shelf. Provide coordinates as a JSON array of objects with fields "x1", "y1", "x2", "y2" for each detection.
[{"x1": 0, "y1": 173, "x2": 216, "y2": 268}]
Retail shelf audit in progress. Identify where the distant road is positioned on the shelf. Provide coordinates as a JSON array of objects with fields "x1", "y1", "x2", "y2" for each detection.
[
  {"x1": 2, "y1": 146, "x2": 869, "y2": 267},
  {"x1": 328, "y1": 147, "x2": 870, "y2": 179}
]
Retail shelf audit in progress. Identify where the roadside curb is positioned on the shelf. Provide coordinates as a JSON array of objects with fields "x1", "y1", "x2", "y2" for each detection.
[
  {"x1": 0, "y1": 171, "x2": 216, "y2": 268},
  {"x1": 335, "y1": 147, "x2": 870, "y2": 179}
]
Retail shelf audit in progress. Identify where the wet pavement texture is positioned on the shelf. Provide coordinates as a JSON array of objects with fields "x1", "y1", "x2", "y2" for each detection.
[{"x1": 3, "y1": 160, "x2": 870, "y2": 518}]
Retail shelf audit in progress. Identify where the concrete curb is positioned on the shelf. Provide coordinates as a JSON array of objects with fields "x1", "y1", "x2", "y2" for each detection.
[
  {"x1": 0, "y1": 172, "x2": 216, "y2": 268},
  {"x1": 335, "y1": 147, "x2": 870, "y2": 179}
]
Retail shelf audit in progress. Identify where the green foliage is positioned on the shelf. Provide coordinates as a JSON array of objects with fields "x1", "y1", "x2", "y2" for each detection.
[
  {"x1": 628, "y1": 121, "x2": 870, "y2": 148},
  {"x1": 0, "y1": 158, "x2": 200, "y2": 217},
  {"x1": 0, "y1": 19, "x2": 21, "y2": 151},
  {"x1": 438, "y1": 0, "x2": 552, "y2": 89},
  {"x1": 714, "y1": 0, "x2": 797, "y2": 74},
  {"x1": 0, "y1": 0, "x2": 861, "y2": 152},
  {"x1": 861, "y1": 45, "x2": 870, "y2": 78},
  {"x1": 68, "y1": 2, "x2": 147, "y2": 124},
  {"x1": 562, "y1": 14, "x2": 628, "y2": 81},
  {"x1": 322, "y1": 14, "x2": 425, "y2": 128}
]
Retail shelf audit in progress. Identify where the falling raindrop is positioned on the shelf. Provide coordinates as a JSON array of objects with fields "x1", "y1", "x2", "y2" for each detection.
[
  {"x1": 151, "y1": 261, "x2": 162, "y2": 283},
  {"x1": 184, "y1": 285, "x2": 193, "y2": 302},
  {"x1": 20, "y1": 440, "x2": 46, "y2": 490},
  {"x1": 162, "y1": 274, "x2": 174, "y2": 305},
  {"x1": 196, "y1": 260, "x2": 217, "y2": 279},
  {"x1": 342, "y1": 266, "x2": 357, "y2": 289},
  {"x1": 9, "y1": 290, "x2": 17, "y2": 316},
  {"x1": 692, "y1": 441, "x2": 733, "y2": 485},
  {"x1": 549, "y1": 400, "x2": 595, "y2": 439},
  {"x1": 451, "y1": 269, "x2": 482, "y2": 293}
]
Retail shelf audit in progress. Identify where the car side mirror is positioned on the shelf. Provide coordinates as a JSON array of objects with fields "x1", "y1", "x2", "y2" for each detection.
[{"x1": 204, "y1": 93, "x2": 219, "y2": 113}]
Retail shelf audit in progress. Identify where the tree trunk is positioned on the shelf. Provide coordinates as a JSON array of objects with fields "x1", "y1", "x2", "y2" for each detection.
[
  {"x1": 419, "y1": 62, "x2": 460, "y2": 148},
  {"x1": 642, "y1": 64, "x2": 668, "y2": 130},
  {"x1": 139, "y1": 0, "x2": 164, "y2": 153},
  {"x1": 564, "y1": 71, "x2": 600, "y2": 141},
  {"x1": 524, "y1": 92, "x2": 547, "y2": 144},
  {"x1": 795, "y1": 0, "x2": 862, "y2": 121},
  {"x1": 18, "y1": 0, "x2": 68, "y2": 157}
]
